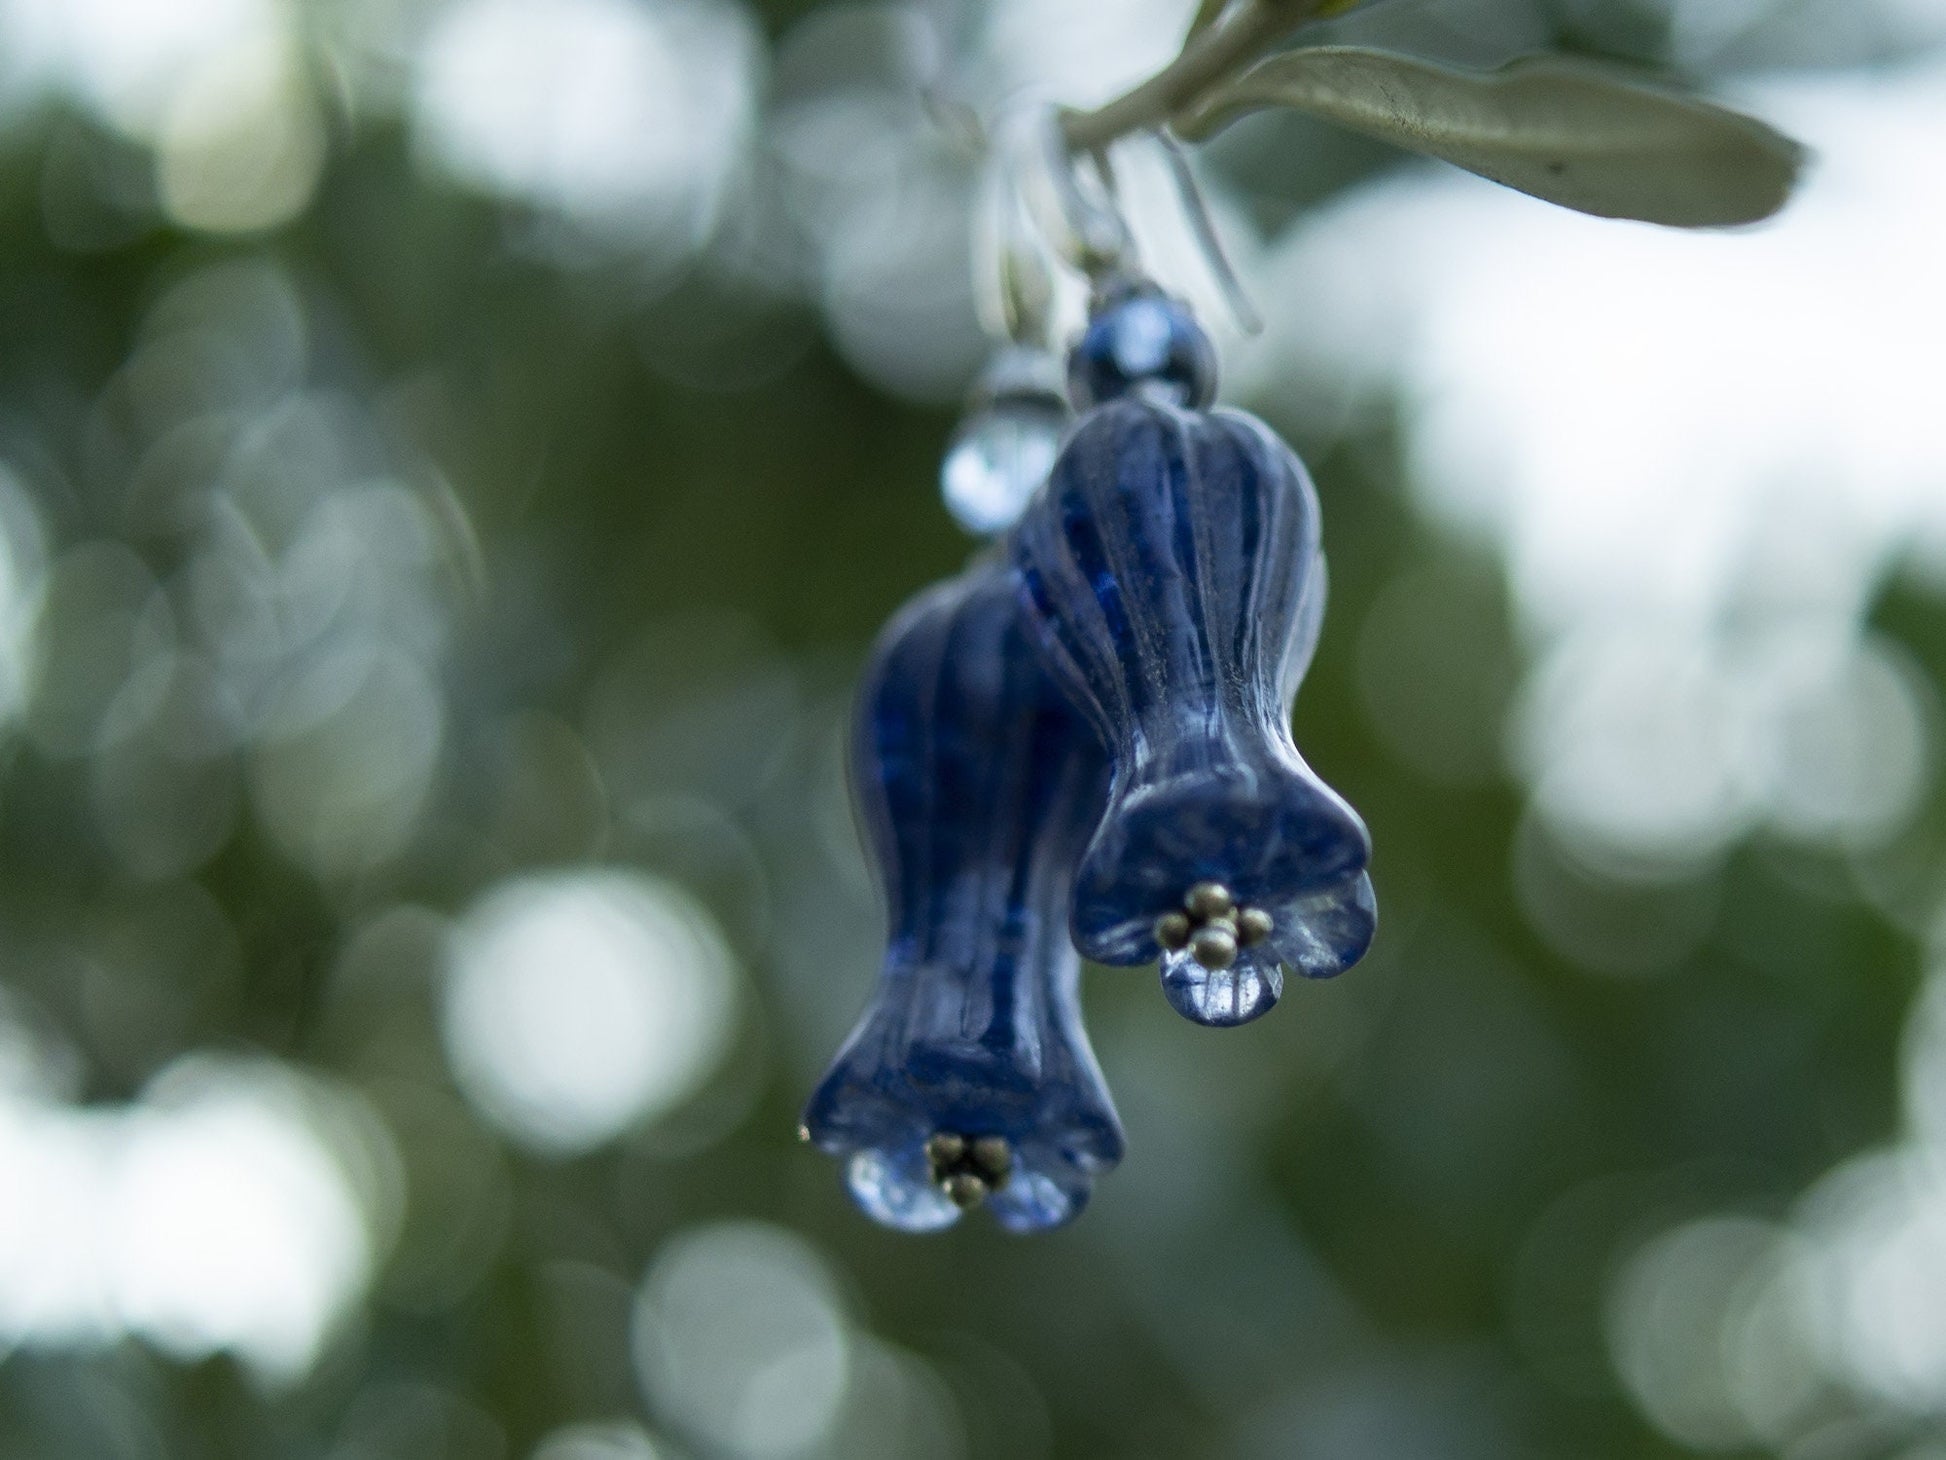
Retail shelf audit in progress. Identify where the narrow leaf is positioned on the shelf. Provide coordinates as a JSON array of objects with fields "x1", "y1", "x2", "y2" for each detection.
[
  {"x1": 1184, "y1": 0, "x2": 1229, "y2": 44},
  {"x1": 1174, "y1": 46, "x2": 1805, "y2": 227}
]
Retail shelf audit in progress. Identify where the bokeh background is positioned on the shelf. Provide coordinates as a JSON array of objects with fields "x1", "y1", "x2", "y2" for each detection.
[{"x1": 0, "y1": 0, "x2": 1942, "y2": 1455}]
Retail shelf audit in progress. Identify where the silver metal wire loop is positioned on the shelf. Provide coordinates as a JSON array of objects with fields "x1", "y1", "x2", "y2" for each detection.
[{"x1": 1154, "y1": 128, "x2": 1262, "y2": 336}]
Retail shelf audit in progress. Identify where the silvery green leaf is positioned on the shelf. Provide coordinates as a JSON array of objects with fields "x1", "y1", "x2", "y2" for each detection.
[
  {"x1": 1188, "y1": 0, "x2": 1369, "y2": 42},
  {"x1": 1173, "y1": 46, "x2": 1805, "y2": 227},
  {"x1": 1185, "y1": 0, "x2": 1229, "y2": 42}
]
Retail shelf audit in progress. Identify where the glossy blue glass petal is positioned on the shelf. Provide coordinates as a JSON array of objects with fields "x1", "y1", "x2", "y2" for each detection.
[
  {"x1": 802, "y1": 564, "x2": 1124, "y2": 1233},
  {"x1": 1275, "y1": 870, "x2": 1378, "y2": 980},
  {"x1": 1011, "y1": 303, "x2": 1374, "y2": 995},
  {"x1": 1160, "y1": 947, "x2": 1283, "y2": 1027}
]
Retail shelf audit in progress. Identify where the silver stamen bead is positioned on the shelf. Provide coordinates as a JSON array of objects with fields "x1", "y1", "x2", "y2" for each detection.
[
  {"x1": 970, "y1": 1135, "x2": 1013, "y2": 1184},
  {"x1": 1189, "y1": 923, "x2": 1239, "y2": 970},
  {"x1": 1184, "y1": 882, "x2": 1235, "y2": 922},
  {"x1": 1155, "y1": 910, "x2": 1193, "y2": 951},
  {"x1": 944, "y1": 1172, "x2": 988, "y2": 1208},
  {"x1": 925, "y1": 1132, "x2": 966, "y2": 1171}
]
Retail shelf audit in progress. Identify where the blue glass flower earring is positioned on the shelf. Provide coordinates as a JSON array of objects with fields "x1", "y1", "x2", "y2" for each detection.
[
  {"x1": 1011, "y1": 278, "x2": 1377, "y2": 1026},
  {"x1": 804, "y1": 118, "x2": 1379, "y2": 1239},
  {"x1": 801, "y1": 563, "x2": 1124, "y2": 1232}
]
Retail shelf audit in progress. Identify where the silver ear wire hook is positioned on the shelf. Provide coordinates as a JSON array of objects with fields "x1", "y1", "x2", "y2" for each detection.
[
  {"x1": 1021, "y1": 106, "x2": 1134, "y2": 280},
  {"x1": 1016, "y1": 106, "x2": 1259, "y2": 338},
  {"x1": 1154, "y1": 128, "x2": 1262, "y2": 336},
  {"x1": 976, "y1": 114, "x2": 1056, "y2": 348}
]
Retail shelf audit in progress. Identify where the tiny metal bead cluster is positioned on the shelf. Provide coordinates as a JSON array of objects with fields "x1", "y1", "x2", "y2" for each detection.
[
  {"x1": 925, "y1": 1133, "x2": 1016, "y2": 1209},
  {"x1": 1154, "y1": 882, "x2": 1275, "y2": 972},
  {"x1": 802, "y1": 282, "x2": 1374, "y2": 1233}
]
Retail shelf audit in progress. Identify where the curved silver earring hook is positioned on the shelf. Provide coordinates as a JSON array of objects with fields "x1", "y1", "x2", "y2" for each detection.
[
  {"x1": 1014, "y1": 108, "x2": 1259, "y2": 338},
  {"x1": 1153, "y1": 129, "x2": 1262, "y2": 336},
  {"x1": 975, "y1": 111, "x2": 1057, "y2": 348},
  {"x1": 1018, "y1": 106, "x2": 1134, "y2": 280}
]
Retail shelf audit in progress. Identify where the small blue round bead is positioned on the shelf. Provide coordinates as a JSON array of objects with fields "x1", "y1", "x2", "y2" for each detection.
[{"x1": 1068, "y1": 289, "x2": 1218, "y2": 411}]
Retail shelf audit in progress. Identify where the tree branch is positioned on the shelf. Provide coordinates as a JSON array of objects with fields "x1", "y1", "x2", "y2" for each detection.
[{"x1": 1059, "y1": 0, "x2": 1325, "y2": 153}]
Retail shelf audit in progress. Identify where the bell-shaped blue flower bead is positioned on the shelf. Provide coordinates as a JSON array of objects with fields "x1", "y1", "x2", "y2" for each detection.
[
  {"x1": 1011, "y1": 296, "x2": 1375, "y2": 1020},
  {"x1": 802, "y1": 564, "x2": 1124, "y2": 1232}
]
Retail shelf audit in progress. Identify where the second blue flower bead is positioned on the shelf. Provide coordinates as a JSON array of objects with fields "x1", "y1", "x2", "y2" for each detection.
[{"x1": 802, "y1": 563, "x2": 1124, "y2": 1231}]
